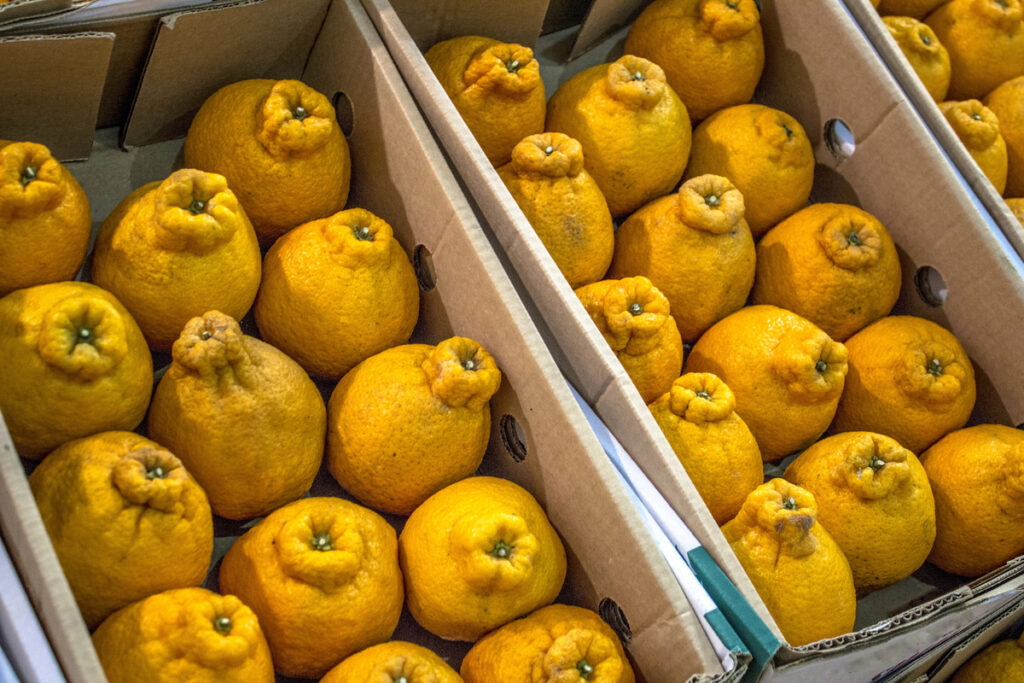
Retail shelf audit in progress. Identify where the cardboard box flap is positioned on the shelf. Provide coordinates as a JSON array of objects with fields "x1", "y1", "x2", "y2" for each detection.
[
  {"x1": 570, "y1": 0, "x2": 643, "y2": 59},
  {"x1": 121, "y1": 0, "x2": 331, "y2": 148},
  {"x1": 389, "y1": 0, "x2": 549, "y2": 50},
  {"x1": 0, "y1": 0, "x2": 73, "y2": 28},
  {"x1": 542, "y1": 0, "x2": 588, "y2": 35},
  {"x1": 0, "y1": 31, "x2": 112, "y2": 160}
]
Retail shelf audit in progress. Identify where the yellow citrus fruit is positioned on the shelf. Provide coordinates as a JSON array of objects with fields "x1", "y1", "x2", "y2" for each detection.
[
  {"x1": 985, "y1": 76, "x2": 1024, "y2": 196},
  {"x1": 722, "y1": 479, "x2": 856, "y2": 647},
  {"x1": 399, "y1": 476, "x2": 567, "y2": 641},
  {"x1": 926, "y1": 0, "x2": 1024, "y2": 100},
  {"x1": 834, "y1": 316, "x2": 976, "y2": 454},
  {"x1": 940, "y1": 100, "x2": 1009, "y2": 193},
  {"x1": 0, "y1": 141, "x2": 91, "y2": 296},
  {"x1": 574, "y1": 276, "x2": 684, "y2": 403},
  {"x1": 685, "y1": 104, "x2": 815, "y2": 236},
  {"x1": 91, "y1": 169, "x2": 261, "y2": 351},
  {"x1": 254, "y1": 207, "x2": 419, "y2": 379},
  {"x1": 28, "y1": 431, "x2": 213, "y2": 628},
  {"x1": 784, "y1": 432, "x2": 936, "y2": 592},
  {"x1": 1007, "y1": 197, "x2": 1024, "y2": 223},
  {"x1": 92, "y1": 587, "x2": 274, "y2": 683},
  {"x1": 623, "y1": 0, "x2": 764, "y2": 121},
  {"x1": 609, "y1": 174, "x2": 755, "y2": 342},
  {"x1": 883, "y1": 16, "x2": 951, "y2": 102},
  {"x1": 951, "y1": 633, "x2": 1024, "y2": 682},
  {"x1": 546, "y1": 55, "x2": 692, "y2": 216},
  {"x1": 426, "y1": 36, "x2": 546, "y2": 167},
  {"x1": 686, "y1": 305, "x2": 848, "y2": 461},
  {"x1": 148, "y1": 311, "x2": 326, "y2": 520},
  {"x1": 648, "y1": 372, "x2": 763, "y2": 523},
  {"x1": 753, "y1": 203, "x2": 902, "y2": 341},
  {"x1": 184, "y1": 78, "x2": 350, "y2": 241},
  {"x1": 321, "y1": 641, "x2": 463, "y2": 683},
  {"x1": 878, "y1": 0, "x2": 944, "y2": 18},
  {"x1": 0, "y1": 281, "x2": 152, "y2": 459},
  {"x1": 497, "y1": 132, "x2": 614, "y2": 288},
  {"x1": 327, "y1": 337, "x2": 501, "y2": 516},
  {"x1": 219, "y1": 496, "x2": 403, "y2": 678},
  {"x1": 460, "y1": 604, "x2": 635, "y2": 683},
  {"x1": 920, "y1": 424, "x2": 1024, "y2": 576}
]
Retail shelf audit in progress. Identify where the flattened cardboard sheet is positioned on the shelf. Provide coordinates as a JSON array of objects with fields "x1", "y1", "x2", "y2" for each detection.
[
  {"x1": 0, "y1": 0, "x2": 72, "y2": 27},
  {"x1": 389, "y1": 0, "x2": 549, "y2": 50},
  {"x1": 0, "y1": 32, "x2": 112, "y2": 160},
  {"x1": 122, "y1": 0, "x2": 331, "y2": 147}
]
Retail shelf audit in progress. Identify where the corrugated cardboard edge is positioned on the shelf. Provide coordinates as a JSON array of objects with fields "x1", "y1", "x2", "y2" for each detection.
[
  {"x1": 0, "y1": 0, "x2": 71, "y2": 28},
  {"x1": 842, "y1": 0, "x2": 1024, "y2": 261},
  {"x1": 0, "y1": 417, "x2": 104, "y2": 682},
  {"x1": 389, "y1": 0, "x2": 549, "y2": 50},
  {"x1": 359, "y1": 0, "x2": 781, "y2": 642},
  {"x1": 925, "y1": 590, "x2": 1024, "y2": 681}
]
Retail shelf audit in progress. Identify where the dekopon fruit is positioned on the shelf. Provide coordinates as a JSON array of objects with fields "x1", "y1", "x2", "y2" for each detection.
[
  {"x1": 939, "y1": 99, "x2": 1008, "y2": 194},
  {"x1": 321, "y1": 642, "x2": 463, "y2": 683},
  {"x1": 883, "y1": 16, "x2": 951, "y2": 103}
]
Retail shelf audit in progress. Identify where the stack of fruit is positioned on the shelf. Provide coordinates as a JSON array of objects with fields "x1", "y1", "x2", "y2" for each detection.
[
  {"x1": 425, "y1": 0, "x2": 1024, "y2": 648},
  {"x1": 0, "y1": 78, "x2": 636, "y2": 682},
  {"x1": 877, "y1": 0, "x2": 1024, "y2": 221}
]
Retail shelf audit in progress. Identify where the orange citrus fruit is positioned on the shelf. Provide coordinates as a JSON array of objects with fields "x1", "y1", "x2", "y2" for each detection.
[
  {"x1": 951, "y1": 633, "x2": 1024, "y2": 682},
  {"x1": 575, "y1": 276, "x2": 684, "y2": 403},
  {"x1": 546, "y1": 55, "x2": 692, "y2": 216},
  {"x1": 321, "y1": 641, "x2": 463, "y2": 683},
  {"x1": 29, "y1": 431, "x2": 213, "y2": 628},
  {"x1": 623, "y1": 0, "x2": 764, "y2": 121},
  {"x1": 883, "y1": 16, "x2": 951, "y2": 102},
  {"x1": 685, "y1": 103, "x2": 815, "y2": 236},
  {"x1": 219, "y1": 496, "x2": 403, "y2": 678},
  {"x1": 609, "y1": 174, "x2": 755, "y2": 342},
  {"x1": 92, "y1": 587, "x2": 274, "y2": 683},
  {"x1": 254, "y1": 207, "x2": 419, "y2": 379},
  {"x1": 425, "y1": 36, "x2": 546, "y2": 167},
  {"x1": 1007, "y1": 197, "x2": 1024, "y2": 224},
  {"x1": 833, "y1": 316, "x2": 976, "y2": 454},
  {"x1": 753, "y1": 202, "x2": 902, "y2": 341},
  {"x1": 648, "y1": 372, "x2": 763, "y2": 523},
  {"x1": 685, "y1": 305, "x2": 848, "y2": 461},
  {"x1": 497, "y1": 132, "x2": 614, "y2": 288},
  {"x1": 0, "y1": 281, "x2": 152, "y2": 458},
  {"x1": 940, "y1": 100, "x2": 1008, "y2": 193},
  {"x1": 148, "y1": 310, "x2": 326, "y2": 520},
  {"x1": 721, "y1": 479, "x2": 856, "y2": 647},
  {"x1": 0, "y1": 141, "x2": 91, "y2": 296},
  {"x1": 399, "y1": 476, "x2": 567, "y2": 641},
  {"x1": 985, "y1": 76, "x2": 1024, "y2": 197},
  {"x1": 184, "y1": 78, "x2": 350, "y2": 241}
]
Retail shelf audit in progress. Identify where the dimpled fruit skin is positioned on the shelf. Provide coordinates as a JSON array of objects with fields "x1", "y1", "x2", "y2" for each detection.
[
  {"x1": 460, "y1": 604, "x2": 635, "y2": 683},
  {"x1": 184, "y1": 79, "x2": 350, "y2": 241},
  {"x1": 753, "y1": 203, "x2": 902, "y2": 341},
  {"x1": 0, "y1": 281, "x2": 153, "y2": 458},
  {"x1": 148, "y1": 311, "x2": 326, "y2": 520},
  {"x1": 878, "y1": 0, "x2": 944, "y2": 18},
  {"x1": 921, "y1": 425, "x2": 1024, "y2": 577},
  {"x1": 833, "y1": 316, "x2": 976, "y2": 455},
  {"x1": 883, "y1": 16, "x2": 951, "y2": 102},
  {"x1": 1007, "y1": 197, "x2": 1024, "y2": 224},
  {"x1": 623, "y1": 0, "x2": 764, "y2": 121},
  {"x1": 986, "y1": 76, "x2": 1024, "y2": 197},
  {"x1": 685, "y1": 305, "x2": 848, "y2": 462},
  {"x1": 0, "y1": 142, "x2": 92, "y2": 296},
  {"x1": 219, "y1": 497, "x2": 403, "y2": 679},
  {"x1": 321, "y1": 641, "x2": 463, "y2": 683},
  {"x1": 545, "y1": 56, "x2": 692, "y2": 216},
  {"x1": 29, "y1": 431, "x2": 213, "y2": 627},
  {"x1": 426, "y1": 36, "x2": 547, "y2": 167},
  {"x1": 939, "y1": 100, "x2": 1008, "y2": 193},
  {"x1": 92, "y1": 588, "x2": 274, "y2": 683},
  {"x1": 926, "y1": 0, "x2": 1024, "y2": 100},
  {"x1": 784, "y1": 432, "x2": 936, "y2": 592},
  {"x1": 399, "y1": 476, "x2": 567, "y2": 642},
  {"x1": 951, "y1": 635, "x2": 1024, "y2": 683},
  {"x1": 685, "y1": 104, "x2": 815, "y2": 236}
]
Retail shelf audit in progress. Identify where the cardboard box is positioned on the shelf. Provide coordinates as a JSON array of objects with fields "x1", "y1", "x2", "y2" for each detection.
[
  {"x1": 0, "y1": 0, "x2": 730, "y2": 681},
  {"x1": 843, "y1": 0, "x2": 1024, "y2": 261},
  {"x1": 0, "y1": 0, "x2": 76, "y2": 28},
  {"x1": 361, "y1": 0, "x2": 1024, "y2": 676}
]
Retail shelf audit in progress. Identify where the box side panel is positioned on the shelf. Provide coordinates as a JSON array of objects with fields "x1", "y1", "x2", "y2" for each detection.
[
  {"x1": 389, "y1": 0, "x2": 548, "y2": 50},
  {"x1": 0, "y1": 0, "x2": 72, "y2": 26},
  {"x1": 570, "y1": 0, "x2": 643, "y2": 58}
]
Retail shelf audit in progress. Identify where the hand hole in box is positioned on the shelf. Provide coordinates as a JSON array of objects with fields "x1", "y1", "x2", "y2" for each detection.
[
  {"x1": 914, "y1": 265, "x2": 947, "y2": 307},
  {"x1": 413, "y1": 244, "x2": 436, "y2": 292},
  {"x1": 499, "y1": 414, "x2": 528, "y2": 463},
  {"x1": 331, "y1": 91, "x2": 354, "y2": 137},
  {"x1": 823, "y1": 118, "x2": 856, "y2": 162},
  {"x1": 598, "y1": 598, "x2": 633, "y2": 644}
]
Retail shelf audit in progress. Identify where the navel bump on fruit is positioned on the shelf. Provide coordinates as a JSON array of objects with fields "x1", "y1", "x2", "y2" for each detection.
[
  {"x1": 92, "y1": 588, "x2": 274, "y2": 683},
  {"x1": 327, "y1": 336, "x2": 501, "y2": 515},
  {"x1": 939, "y1": 100, "x2": 1008, "y2": 193},
  {"x1": 148, "y1": 310, "x2": 327, "y2": 520},
  {"x1": 0, "y1": 141, "x2": 91, "y2": 296},
  {"x1": 0, "y1": 281, "x2": 153, "y2": 458},
  {"x1": 321, "y1": 641, "x2": 463, "y2": 683},
  {"x1": 883, "y1": 16, "x2": 951, "y2": 103}
]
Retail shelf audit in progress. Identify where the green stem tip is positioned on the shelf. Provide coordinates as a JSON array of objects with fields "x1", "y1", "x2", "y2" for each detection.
[
  {"x1": 628, "y1": 303, "x2": 644, "y2": 316},
  {"x1": 927, "y1": 358, "x2": 944, "y2": 377},
  {"x1": 293, "y1": 106, "x2": 308, "y2": 121},
  {"x1": 846, "y1": 231, "x2": 861, "y2": 246},
  {"x1": 782, "y1": 496, "x2": 798, "y2": 511},
  {"x1": 312, "y1": 532, "x2": 332, "y2": 552},
  {"x1": 354, "y1": 226, "x2": 374, "y2": 241},
  {"x1": 188, "y1": 199, "x2": 206, "y2": 215},
  {"x1": 491, "y1": 540, "x2": 513, "y2": 559},
  {"x1": 146, "y1": 466, "x2": 165, "y2": 480},
  {"x1": 506, "y1": 59, "x2": 521, "y2": 73},
  {"x1": 214, "y1": 616, "x2": 232, "y2": 635},
  {"x1": 815, "y1": 359, "x2": 828, "y2": 374},
  {"x1": 20, "y1": 166, "x2": 37, "y2": 186},
  {"x1": 696, "y1": 390, "x2": 712, "y2": 400},
  {"x1": 578, "y1": 659, "x2": 594, "y2": 679},
  {"x1": 868, "y1": 455, "x2": 887, "y2": 472}
]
